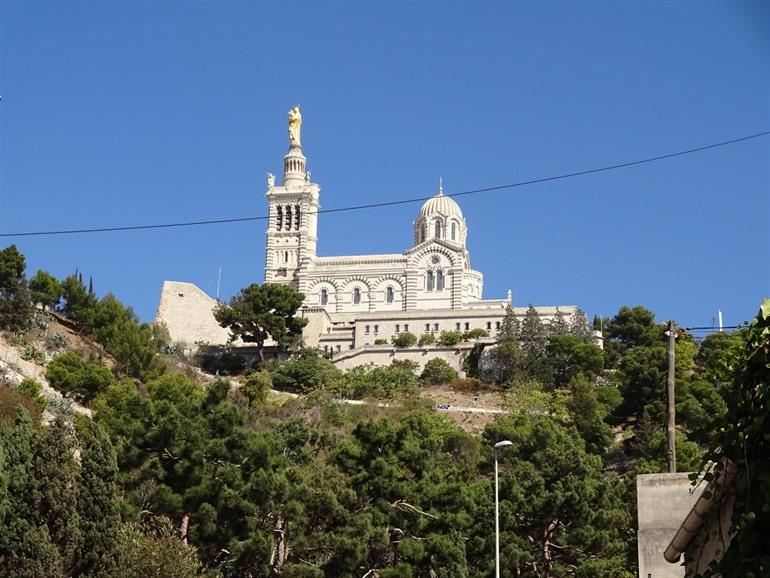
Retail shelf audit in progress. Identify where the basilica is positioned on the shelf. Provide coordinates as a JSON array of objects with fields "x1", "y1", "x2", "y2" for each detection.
[{"x1": 156, "y1": 108, "x2": 578, "y2": 370}]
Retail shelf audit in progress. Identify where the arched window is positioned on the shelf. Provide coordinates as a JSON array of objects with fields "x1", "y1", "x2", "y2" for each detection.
[
  {"x1": 434, "y1": 220, "x2": 441, "y2": 239},
  {"x1": 276, "y1": 206, "x2": 283, "y2": 230},
  {"x1": 451, "y1": 222, "x2": 457, "y2": 241},
  {"x1": 285, "y1": 206, "x2": 292, "y2": 231},
  {"x1": 294, "y1": 205, "x2": 301, "y2": 230},
  {"x1": 320, "y1": 288, "x2": 328, "y2": 306},
  {"x1": 353, "y1": 287, "x2": 361, "y2": 304},
  {"x1": 422, "y1": 224, "x2": 427, "y2": 242},
  {"x1": 284, "y1": 251, "x2": 289, "y2": 263},
  {"x1": 386, "y1": 286, "x2": 394, "y2": 303},
  {"x1": 437, "y1": 270, "x2": 445, "y2": 291},
  {"x1": 427, "y1": 271, "x2": 434, "y2": 291}
]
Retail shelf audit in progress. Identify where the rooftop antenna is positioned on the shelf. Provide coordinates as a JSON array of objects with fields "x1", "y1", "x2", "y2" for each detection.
[
  {"x1": 216, "y1": 266, "x2": 222, "y2": 302},
  {"x1": 718, "y1": 309, "x2": 723, "y2": 332}
]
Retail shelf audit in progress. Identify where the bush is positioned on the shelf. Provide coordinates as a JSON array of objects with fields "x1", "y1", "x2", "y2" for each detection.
[
  {"x1": 338, "y1": 364, "x2": 420, "y2": 399},
  {"x1": 45, "y1": 351, "x2": 114, "y2": 403},
  {"x1": 20, "y1": 344, "x2": 46, "y2": 364},
  {"x1": 438, "y1": 330, "x2": 463, "y2": 347},
  {"x1": 463, "y1": 328, "x2": 489, "y2": 340},
  {"x1": 15, "y1": 377, "x2": 47, "y2": 411},
  {"x1": 374, "y1": 338, "x2": 388, "y2": 345},
  {"x1": 420, "y1": 358, "x2": 457, "y2": 385},
  {"x1": 242, "y1": 370, "x2": 272, "y2": 405},
  {"x1": 418, "y1": 333, "x2": 436, "y2": 346},
  {"x1": 271, "y1": 348, "x2": 341, "y2": 393},
  {"x1": 391, "y1": 332, "x2": 418, "y2": 348},
  {"x1": 451, "y1": 377, "x2": 482, "y2": 393},
  {"x1": 391, "y1": 359, "x2": 419, "y2": 372}
]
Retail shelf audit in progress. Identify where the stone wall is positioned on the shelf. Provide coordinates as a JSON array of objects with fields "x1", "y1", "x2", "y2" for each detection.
[
  {"x1": 330, "y1": 342, "x2": 481, "y2": 372},
  {"x1": 636, "y1": 473, "x2": 701, "y2": 578},
  {"x1": 155, "y1": 281, "x2": 233, "y2": 348}
]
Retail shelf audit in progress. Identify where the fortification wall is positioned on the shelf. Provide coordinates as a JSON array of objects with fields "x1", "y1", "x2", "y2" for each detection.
[{"x1": 155, "y1": 281, "x2": 232, "y2": 347}]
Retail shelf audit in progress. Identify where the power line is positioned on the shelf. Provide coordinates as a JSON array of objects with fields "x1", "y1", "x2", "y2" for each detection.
[{"x1": 2, "y1": 129, "x2": 768, "y2": 238}]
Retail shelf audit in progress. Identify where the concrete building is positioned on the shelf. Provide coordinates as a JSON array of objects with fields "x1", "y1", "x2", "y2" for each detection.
[{"x1": 156, "y1": 107, "x2": 584, "y2": 369}]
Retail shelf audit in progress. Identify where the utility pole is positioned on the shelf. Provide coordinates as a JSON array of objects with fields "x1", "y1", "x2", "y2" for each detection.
[{"x1": 665, "y1": 320, "x2": 677, "y2": 473}]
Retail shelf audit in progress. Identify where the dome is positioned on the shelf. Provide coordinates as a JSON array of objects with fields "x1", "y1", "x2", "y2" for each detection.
[{"x1": 418, "y1": 190, "x2": 463, "y2": 220}]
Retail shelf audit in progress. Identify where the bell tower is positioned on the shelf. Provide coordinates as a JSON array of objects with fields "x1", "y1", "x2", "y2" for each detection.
[{"x1": 264, "y1": 106, "x2": 319, "y2": 290}]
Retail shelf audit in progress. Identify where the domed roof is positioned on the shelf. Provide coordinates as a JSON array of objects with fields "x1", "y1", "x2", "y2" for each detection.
[{"x1": 418, "y1": 188, "x2": 463, "y2": 220}]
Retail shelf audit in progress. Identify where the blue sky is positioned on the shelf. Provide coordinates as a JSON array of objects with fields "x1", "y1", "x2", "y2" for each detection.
[{"x1": 1, "y1": 0, "x2": 768, "y2": 328}]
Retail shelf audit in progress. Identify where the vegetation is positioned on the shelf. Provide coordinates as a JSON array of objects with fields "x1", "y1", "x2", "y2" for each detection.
[
  {"x1": 214, "y1": 283, "x2": 308, "y2": 362},
  {"x1": 1, "y1": 246, "x2": 760, "y2": 577},
  {"x1": 418, "y1": 332, "x2": 436, "y2": 346},
  {"x1": 46, "y1": 351, "x2": 115, "y2": 403},
  {"x1": 438, "y1": 330, "x2": 463, "y2": 346},
  {"x1": 421, "y1": 357, "x2": 457, "y2": 384},
  {"x1": 391, "y1": 331, "x2": 418, "y2": 347},
  {"x1": 0, "y1": 245, "x2": 34, "y2": 332},
  {"x1": 695, "y1": 300, "x2": 770, "y2": 578}
]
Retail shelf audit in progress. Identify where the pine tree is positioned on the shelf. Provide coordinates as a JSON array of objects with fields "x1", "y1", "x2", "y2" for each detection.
[
  {"x1": 520, "y1": 304, "x2": 547, "y2": 359},
  {"x1": 0, "y1": 245, "x2": 34, "y2": 331},
  {"x1": 548, "y1": 307, "x2": 570, "y2": 336},
  {"x1": 497, "y1": 304, "x2": 520, "y2": 342},
  {"x1": 569, "y1": 308, "x2": 594, "y2": 342},
  {"x1": 0, "y1": 406, "x2": 63, "y2": 576},
  {"x1": 33, "y1": 416, "x2": 81, "y2": 573},
  {"x1": 74, "y1": 419, "x2": 121, "y2": 577}
]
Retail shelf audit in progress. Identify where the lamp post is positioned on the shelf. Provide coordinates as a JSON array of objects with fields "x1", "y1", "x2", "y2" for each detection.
[{"x1": 494, "y1": 440, "x2": 513, "y2": 578}]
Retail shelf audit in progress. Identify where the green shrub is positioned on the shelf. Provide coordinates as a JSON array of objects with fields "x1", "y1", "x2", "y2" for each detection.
[
  {"x1": 242, "y1": 370, "x2": 272, "y2": 405},
  {"x1": 339, "y1": 364, "x2": 420, "y2": 399},
  {"x1": 46, "y1": 351, "x2": 114, "y2": 403},
  {"x1": 463, "y1": 328, "x2": 489, "y2": 340},
  {"x1": 271, "y1": 348, "x2": 341, "y2": 393},
  {"x1": 392, "y1": 332, "x2": 418, "y2": 348},
  {"x1": 20, "y1": 344, "x2": 46, "y2": 364},
  {"x1": 374, "y1": 338, "x2": 388, "y2": 345},
  {"x1": 418, "y1": 333, "x2": 436, "y2": 346},
  {"x1": 438, "y1": 330, "x2": 463, "y2": 347},
  {"x1": 391, "y1": 359, "x2": 419, "y2": 372},
  {"x1": 420, "y1": 358, "x2": 457, "y2": 385},
  {"x1": 15, "y1": 377, "x2": 47, "y2": 411}
]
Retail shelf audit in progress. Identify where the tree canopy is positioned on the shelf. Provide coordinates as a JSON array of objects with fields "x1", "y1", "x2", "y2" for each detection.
[{"x1": 215, "y1": 283, "x2": 308, "y2": 361}]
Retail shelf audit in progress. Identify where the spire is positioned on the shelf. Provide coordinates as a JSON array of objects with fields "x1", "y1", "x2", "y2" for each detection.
[{"x1": 438, "y1": 176, "x2": 444, "y2": 196}]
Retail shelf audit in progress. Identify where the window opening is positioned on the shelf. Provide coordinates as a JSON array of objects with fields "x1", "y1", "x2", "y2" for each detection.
[
  {"x1": 320, "y1": 288, "x2": 328, "y2": 306},
  {"x1": 434, "y1": 220, "x2": 441, "y2": 238},
  {"x1": 427, "y1": 271, "x2": 434, "y2": 291},
  {"x1": 386, "y1": 286, "x2": 394, "y2": 303},
  {"x1": 465, "y1": 322, "x2": 470, "y2": 330},
  {"x1": 433, "y1": 323, "x2": 439, "y2": 332},
  {"x1": 276, "y1": 206, "x2": 283, "y2": 230},
  {"x1": 353, "y1": 287, "x2": 361, "y2": 304},
  {"x1": 437, "y1": 270, "x2": 445, "y2": 291},
  {"x1": 451, "y1": 222, "x2": 456, "y2": 241},
  {"x1": 294, "y1": 205, "x2": 301, "y2": 230},
  {"x1": 285, "y1": 206, "x2": 292, "y2": 231}
]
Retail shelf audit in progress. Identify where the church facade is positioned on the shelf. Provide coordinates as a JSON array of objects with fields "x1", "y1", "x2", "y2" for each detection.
[{"x1": 156, "y1": 108, "x2": 579, "y2": 369}]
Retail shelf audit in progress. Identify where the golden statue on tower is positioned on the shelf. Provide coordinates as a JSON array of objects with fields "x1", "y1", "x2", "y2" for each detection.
[{"x1": 288, "y1": 105, "x2": 302, "y2": 147}]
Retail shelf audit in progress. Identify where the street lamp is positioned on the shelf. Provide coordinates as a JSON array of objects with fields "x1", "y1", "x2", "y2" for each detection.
[{"x1": 494, "y1": 440, "x2": 513, "y2": 578}]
